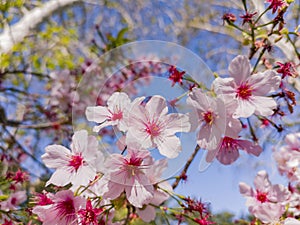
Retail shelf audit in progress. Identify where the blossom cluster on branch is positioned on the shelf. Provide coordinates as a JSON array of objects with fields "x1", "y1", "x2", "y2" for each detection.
[{"x1": 1, "y1": 0, "x2": 300, "y2": 224}]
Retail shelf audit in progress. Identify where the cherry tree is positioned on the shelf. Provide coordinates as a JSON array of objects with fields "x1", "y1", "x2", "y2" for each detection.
[{"x1": 0, "y1": 0, "x2": 300, "y2": 224}]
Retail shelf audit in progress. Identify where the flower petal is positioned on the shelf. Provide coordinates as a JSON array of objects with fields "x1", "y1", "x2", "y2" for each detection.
[
  {"x1": 46, "y1": 168, "x2": 72, "y2": 187},
  {"x1": 145, "y1": 95, "x2": 168, "y2": 119},
  {"x1": 233, "y1": 98, "x2": 256, "y2": 118},
  {"x1": 252, "y1": 96, "x2": 277, "y2": 117},
  {"x1": 71, "y1": 130, "x2": 88, "y2": 154},
  {"x1": 107, "y1": 92, "x2": 131, "y2": 112},
  {"x1": 85, "y1": 106, "x2": 110, "y2": 123},
  {"x1": 237, "y1": 140, "x2": 262, "y2": 156},
  {"x1": 154, "y1": 135, "x2": 181, "y2": 158},
  {"x1": 187, "y1": 88, "x2": 212, "y2": 112},
  {"x1": 164, "y1": 113, "x2": 191, "y2": 134},
  {"x1": 42, "y1": 145, "x2": 70, "y2": 168},
  {"x1": 216, "y1": 146, "x2": 239, "y2": 165},
  {"x1": 253, "y1": 170, "x2": 271, "y2": 191},
  {"x1": 136, "y1": 206, "x2": 156, "y2": 222},
  {"x1": 228, "y1": 55, "x2": 250, "y2": 85},
  {"x1": 249, "y1": 70, "x2": 281, "y2": 95},
  {"x1": 239, "y1": 182, "x2": 254, "y2": 197},
  {"x1": 125, "y1": 179, "x2": 154, "y2": 208},
  {"x1": 212, "y1": 77, "x2": 236, "y2": 95}
]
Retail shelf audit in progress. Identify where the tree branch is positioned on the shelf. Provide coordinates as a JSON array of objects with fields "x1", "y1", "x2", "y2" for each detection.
[
  {"x1": 0, "y1": 0, "x2": 82, "y2": 54},
  {"x1": 172, "y1": 145, "x2": 200, "y2": 189}
]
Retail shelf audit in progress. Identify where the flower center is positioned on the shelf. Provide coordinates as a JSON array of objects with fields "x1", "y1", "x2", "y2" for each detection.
[
  {"x1": 37, "y1": 193, "x2": 53, "y2": 206},
  {"x1": 202, "y1": 111, "x2": 214, "y2": 125},
  {"x1": 69, "y1": 154, "x2": 84, "y2": 172},
  {"x1": 56, "y1": 198, "x2": 75, "y2": 219},
  {"x1": 256, "y1": 190, "x2": 268, "y2": 203},
  {"x1": 11, "y1": 197, "x2": 17, "y2": 205},
  {"x1": 221, "y1": 136, "x2": 239, "y2": 153},
  {"x1": 124, "y1": 156, "x2": 143, "y2": 176},
  {"x1": 111, "y1": 111, "x2": 123, "y2": 121},
  {"x1": 145, "y1": 122, "x2": 161, "y2": 137},
  {"x1": 236, "y1": 83, "x2": 252, "y2": 100},
  {"x1": 83, "y1": 210, "x2": 96, "y2": 223},
  {"x1": 125, "y1": 157, "x2": 143, "y2": 166}
]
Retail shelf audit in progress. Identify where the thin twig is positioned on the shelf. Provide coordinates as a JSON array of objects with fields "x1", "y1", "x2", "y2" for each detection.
[
  {"x1": 172, "y1": 145, "x2": 200, "y2": 189},
  {"x1": 2, "y1": 125, "x2": 51, "y2": 173},
  {"x1": 1, "y1": 70, "x2": 50, "y2": 79}
]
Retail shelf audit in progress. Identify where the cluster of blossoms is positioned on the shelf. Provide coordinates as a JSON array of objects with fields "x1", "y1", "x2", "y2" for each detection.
[
  {"x1": 239, "y1": 169, "x2": 300, "y2": 224},
  {"x1": 188, "y1": 55, "x2": 281, "y2": 165},
  {"x1": 0, "y1": 170, "x2": 27, "y2": 216},
  {"x1": 29, "y1": 52, "x2": 297, "y2": 224},
  {"x1": 33, "y1": 129, "x2": 174, "y2": 224},
  {"x1": 238, "y1": 133, "x2": 300, "y2": 224},
  {"x1": 2, "y1": 0, "x2": 300, "y2": 224},
  {"x1": 46, "y1": 57, "x2": 162, "y2": 116}
]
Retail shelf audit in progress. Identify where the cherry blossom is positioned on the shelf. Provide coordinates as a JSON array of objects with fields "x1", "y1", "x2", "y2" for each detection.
[
  {"x1": 33, "y1": 191, "x2": 54, "y2": 206},
  {"x1": 239, "y1": 170, "x2": 290, "y2": 223},
  {"x1": 11, "y1": 169, "x2": 28, "y2": 183},
  {"x1": 47, "y1": 70, "x2": 79, "y2": 113},
  {"x1": 222, "y1": 13, "x2": 236, "y2": 24},
  {"x1": 277, "y1": 62, "x2": 298, "y2": 78},
  {"x1": 240, "y1": 11, "x2": 257, "y2": 25},
  {"x1": 168, "y1": 66, "x2": 185, "y2": 86},
  {"x1": 273, "y1": 133, "x2": 300, "y2": 182},
  {"x1": 32, "y1": 190, "x2": 85, "y2": 225},
  {"x1": 77, "y1": 199, "x2": 103, "y2": 225},
  {"x1": 42, "y1": 130, "x2": 101, "y2": 188},
  {"x1": 266, "y1": 0, "x2": 287, "y2": 14},
  {"x1": 186, "y1": 87, "x2": 227, "y2": 150},
  {"x1": 102, "y1": 147, "x2": 154, "y2": 208},
  {"x1": 0, "y1": 191, "x2": 27, "y2": 211},
  {"x1": 212, "y1": 55, "x2": 281, "y2": 118},
  {"x1": 206, "y1": 135, "x2": 262, "y2": 165},
  {"x1": 126, "y1": 95, "x2": 191, "y2": 158},
  {"x1": 86, "y1": 92, "x2": 131, "y2": 132}
]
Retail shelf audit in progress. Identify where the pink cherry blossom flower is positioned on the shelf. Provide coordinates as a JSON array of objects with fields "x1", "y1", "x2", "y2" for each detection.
[
  {"x1": 78, "y1": 199, "x2": 103, "y2": 225},
  {"x1": 206, "y1": 135, "x2": 262, "y2": 165},
  {"x1": 266, "y1": 0, "x2": 287, "y2": 14},
  {"x1": 32, "y1": 190, "x2": 85, "y2": 225},
  {"x1": 85, "y1": 92, "x2": 131, "y2": 132},
  {"x1": 199, "y1": 110, "x2": 261, "y2": 165},
  {"x1": 0, "y1": 191, "x2": 27, "y2": 211},
  {"x1": 240, "y1": 11, "x2": 257, "y2": 25},
  {"x1": 42, "y1": 130, "x2": 100, "y2": 189},
  {"x1": 212, "y1": 55, "x2": 281, "y2": 118},
  {"x1": 273, "y1": 133, "x2": 300, "y2": 182},
  {"x1": 168, "y1": 66, "x2": 185, "y2": 86},
  {"x1": 284, "y1": 132, "x2": 300, "y2": 151},
  {"x1": 102, "y1": 147, "x2": 154, "y2": 208},
  {"x1": 186, "y1": 87, "x2": 227, "y2": 150},
  {"x1": 239, "y1": 170, "x2": 290, "y2": 223},
  {"x1": 277, "y1": 62, "x2": 298, "y2": 78},
  {"x1": 33, "y1": 191, "x2": 54, "y2": 206},
  {"x1": 48, "y1": 70, "x2": 79, "y2": 113},
  {"x1": 126, "y1": 95, "x2": 191, "y2": 158}
]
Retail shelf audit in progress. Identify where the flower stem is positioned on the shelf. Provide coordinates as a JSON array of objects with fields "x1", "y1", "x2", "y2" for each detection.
[{"x1": 255, "y1": 7, "x2": 271, "y2": 24}]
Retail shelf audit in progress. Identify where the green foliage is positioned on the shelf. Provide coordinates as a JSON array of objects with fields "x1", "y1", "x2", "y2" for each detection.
[
  {"x1": 106, "y1": 27, "x2": 131, "y2": 50},
  {"x1": 0, "y1": 0, "x2": 24, "y2": 12}
]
